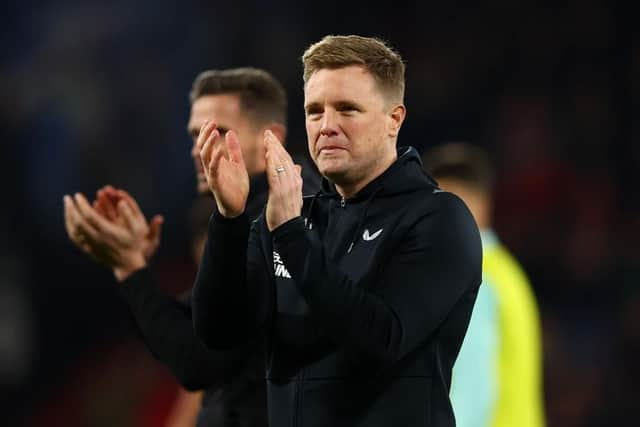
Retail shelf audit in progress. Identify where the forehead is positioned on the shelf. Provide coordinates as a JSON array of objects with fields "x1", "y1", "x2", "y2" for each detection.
[
  {"x1": 188, "y1": 93, "x2": 244, "y2": 130},
  {"x1": 304, "y1": 65, "x2": 382, "y2": 104}
]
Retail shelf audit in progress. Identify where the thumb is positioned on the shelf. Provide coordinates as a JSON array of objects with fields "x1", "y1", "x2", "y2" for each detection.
[
  {"x1": 143, "y1": 215, "x2": 163, "y2": 261},
  {"x1": 294, "y1": 164, "x2": 302, "y2": 177},
  {"x1": 148, "y1": 215, "x2": 164, "y2": 242}
]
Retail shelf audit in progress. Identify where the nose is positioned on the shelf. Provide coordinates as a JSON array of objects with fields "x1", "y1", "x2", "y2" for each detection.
[{"x1": 319, "y1": 109, "x2": 338, "y2": 137}]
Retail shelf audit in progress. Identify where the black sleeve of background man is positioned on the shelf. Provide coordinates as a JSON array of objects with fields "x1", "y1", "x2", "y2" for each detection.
[
  {"x1": 118, "y1": 268, "x2": 252, "y2": 390},
  {"x1": 192, "y1": 212, "x2": 270, "y2": 350}
]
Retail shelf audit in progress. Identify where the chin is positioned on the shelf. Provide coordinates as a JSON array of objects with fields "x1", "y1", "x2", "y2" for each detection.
[
  {"x1": 318, "y1": 158, "x2": 345, "y2": 175},
  {"x1": 320, "y1": 167, "x2": 349, "y2": 183}
]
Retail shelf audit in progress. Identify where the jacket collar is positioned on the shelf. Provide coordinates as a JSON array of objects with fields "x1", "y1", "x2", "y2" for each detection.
[{"x1": 319, "y1": 146, "x2": 438, "y2": 201}]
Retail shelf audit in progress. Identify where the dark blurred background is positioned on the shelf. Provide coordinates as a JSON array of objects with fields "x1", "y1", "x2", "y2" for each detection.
[{"x1": 1, "y1": 0, "x2": 638, "y2": 426}]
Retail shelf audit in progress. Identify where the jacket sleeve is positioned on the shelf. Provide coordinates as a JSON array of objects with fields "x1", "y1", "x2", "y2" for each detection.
[
  {"x1": 192, "y1": 212, "x2": 271, "y2": 350},
  {"x1": 118, "y1": 268, "x2": 255, "y2": 390},
  {"x1": 272, "y1": 193, "x2": 482, "y2": 372}
]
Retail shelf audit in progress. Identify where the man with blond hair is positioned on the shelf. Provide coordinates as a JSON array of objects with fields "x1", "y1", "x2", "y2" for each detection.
[{"x1": 192, "y1": 35, "x2": 482, "y2": 426}]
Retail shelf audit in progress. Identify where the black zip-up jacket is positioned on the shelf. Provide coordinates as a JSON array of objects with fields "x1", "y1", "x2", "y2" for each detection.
[{"x1": 193, "y1": 146, "x2": 482, "y2": 427}]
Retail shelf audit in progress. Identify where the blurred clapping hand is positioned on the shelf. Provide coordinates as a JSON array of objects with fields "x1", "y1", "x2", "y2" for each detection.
[{"x1": 63, "y1": 186, "x2": 163, "y2": 281}]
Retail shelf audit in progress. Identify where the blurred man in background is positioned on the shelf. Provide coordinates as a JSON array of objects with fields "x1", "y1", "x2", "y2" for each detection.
[
  {"x1": 423, "y1": 142, "x2": 545, "y2": 427},
  {"x1": 63, "y1": 68, "x2": 296, "y2": 426}
]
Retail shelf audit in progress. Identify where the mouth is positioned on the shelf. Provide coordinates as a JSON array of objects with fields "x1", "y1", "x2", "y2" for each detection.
[{"x1": 318, "y1": 145, "x2": 346, "y2": 155}]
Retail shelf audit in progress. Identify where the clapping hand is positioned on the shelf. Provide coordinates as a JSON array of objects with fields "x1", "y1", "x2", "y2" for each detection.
[
  {"x1": 63, "y1": 186, "x2": 163, "y2": 282},
  {"x1": 197, "y1": 120, "x2": 249, "y2": 218},
  {"x1": 263, "y1": 130, "x2": 303, "y2": 231}
]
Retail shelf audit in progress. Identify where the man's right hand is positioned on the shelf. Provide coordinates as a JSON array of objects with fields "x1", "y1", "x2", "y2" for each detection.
[
  {"x1": 94, "y1": 186, "x2": 164, "y2": 261},
  {"x1": 197, "y1": 121, "x2": 249, "y2": 218},
  {"x1": 63, "y1": 189, "x2": 163, "y2": 282}
]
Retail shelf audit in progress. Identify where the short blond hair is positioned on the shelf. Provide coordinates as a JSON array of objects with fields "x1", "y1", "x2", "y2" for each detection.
[{"x1": 302, "y1": 35, "x2": 405, "y2": 104}]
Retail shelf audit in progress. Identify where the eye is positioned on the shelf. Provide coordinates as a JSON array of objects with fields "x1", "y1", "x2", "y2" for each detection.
[
  {"x1": 305, "y1": 107, "x2": 323, "y2": 120},
  {"x1": 336, "y1": 103, "x2": 359, "y2": 114}
]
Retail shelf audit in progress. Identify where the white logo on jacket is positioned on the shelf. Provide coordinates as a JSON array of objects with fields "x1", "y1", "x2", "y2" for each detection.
[
  {"x1": 362, "y1": 228, "x2": 383, "y2": 241},
  {"x1": 273, "y1": 251, "x2": 291, "y2": 278}
]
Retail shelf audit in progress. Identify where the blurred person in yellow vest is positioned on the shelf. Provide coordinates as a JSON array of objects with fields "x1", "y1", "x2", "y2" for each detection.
[{"x1": 423, "y1": 142, "x2": 545, "y2": 427}]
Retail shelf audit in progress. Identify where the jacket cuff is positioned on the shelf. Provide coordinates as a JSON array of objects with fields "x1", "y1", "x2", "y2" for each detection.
[
  {"x1": 272, "y1": 216, "x2": 306, "y2": 247},
  {"x1": 272, "y1": 216, "x2": 310, "y2": 281},
  {"x1": 117, "y1": 267, "x2": 155, "y2": 304},
  {"x1": 209, "y1": 211, "x2": 250, "y2": 240}
]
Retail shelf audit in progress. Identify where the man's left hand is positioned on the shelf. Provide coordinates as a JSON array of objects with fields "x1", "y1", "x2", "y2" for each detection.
[{"x1": 264, "y1": 130, "x2": 303, "y2": 231}]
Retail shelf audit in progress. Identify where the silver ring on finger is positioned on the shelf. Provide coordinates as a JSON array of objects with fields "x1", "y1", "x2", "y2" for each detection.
[{"x1": 276, "y1": 166, "x2": 285, "y2": 174}]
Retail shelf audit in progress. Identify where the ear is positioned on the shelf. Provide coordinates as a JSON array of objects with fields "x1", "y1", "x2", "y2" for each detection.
[
  {"x1": 264, "y1": 122, "x2": 287, "y2": 145},
  {"x1": 387, "y1": 104, "x2": 406, "y2": 138}
]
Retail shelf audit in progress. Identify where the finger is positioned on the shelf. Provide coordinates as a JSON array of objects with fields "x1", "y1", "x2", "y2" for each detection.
[
  {"x1": 63, "y1": 195, "x2": 78, "y2": 239},
  {"x1": 225, "y1": 130, "x2": 246, "y2": 167},
  {"x1": 148, "y1": 214, "x2": 164, "y2": 246},
  {"x1": 99, "y1": 188, "x2": 120, "y2": 221},
  {"x1": 117, "y1": 199, "x2": 148, "y2": 237},
  {"x1": 200, "y1": 128, "x2": 220, "y2": 172},
  {"x1": 66, "y1": 196, "x2": 120, "y2": 266},
  {"x1": 209, "y1": 136, "x2": 228, "y2": 168},
  {"x1": 198, "y1": 121, "x2": 218, "y2": 174},
  {"x1": 94, "y1": 188, "x2": 120, "y2": 221},
  {"x1": 93, "y1": 198, "x2": 102, "y2": 215},
  {"x1": 265, "y1": 130, "x2": 296, "y2": 176},
  {"x1": 114, "y1": 190, "x2": 145, "y2": 224},
  {"x1": 65, "y1": 195, "x2": 102, "y2": 245},
  {"x1": 264, "y1": 142, "x2": 283, "y2": 195},
  {"x1": 294, "y1": 164, "x2": 303, "y2": 190},
  {"x1": 94, "y1": 192, "x2": 109, "y2": 219},
  {"x1": 266, "y1": 132, "x2": 299, "y2": 193},
  {"x1": 271, "y1": 132, "x2": 296, "y2": 171},
  {"x1": 195, "y1": 120, "x2": 216, "y2": 152},
  {"x1": 265, "y1": 142, "x2": 286, "y2": 200},
  {"x1": 208, "y1": 133, "x2": 228, "y2": 179},
  {"x1": 103, "y1": 192, "x2": 123, "y2": 221},
  {"x1": 74, "y1": 193, "x2": 122, "y2": 238},
  {"x1": 264, "y1": 131, "x2": 283, "y2": 173},
  {"x1": 102, "y1": 185, "x2": 119, "y2": 202}
]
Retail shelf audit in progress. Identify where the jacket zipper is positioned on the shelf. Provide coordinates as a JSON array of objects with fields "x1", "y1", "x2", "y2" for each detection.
[{"x1": 340, "y1": 197, "x2": 346, "y2": 208}]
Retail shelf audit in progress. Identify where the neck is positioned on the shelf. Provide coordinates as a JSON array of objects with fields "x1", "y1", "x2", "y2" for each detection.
[{"x1": 335, "y1": 149, "x2": 397, "y2": 198}]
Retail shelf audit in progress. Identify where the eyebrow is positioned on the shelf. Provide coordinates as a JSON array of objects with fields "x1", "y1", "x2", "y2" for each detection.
[
  {"x1": 304, "y1": 101, "x2": 321, "y2": 113},
  {"x1": 304, "y1": 99, "x2": 364, "y2": 112},
  {"x1": 334, "y1": 100, "x2": 362, "y2": 110},
  {"x1": 186, "y1": 125, "x2": 230, "y2": 138}
]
